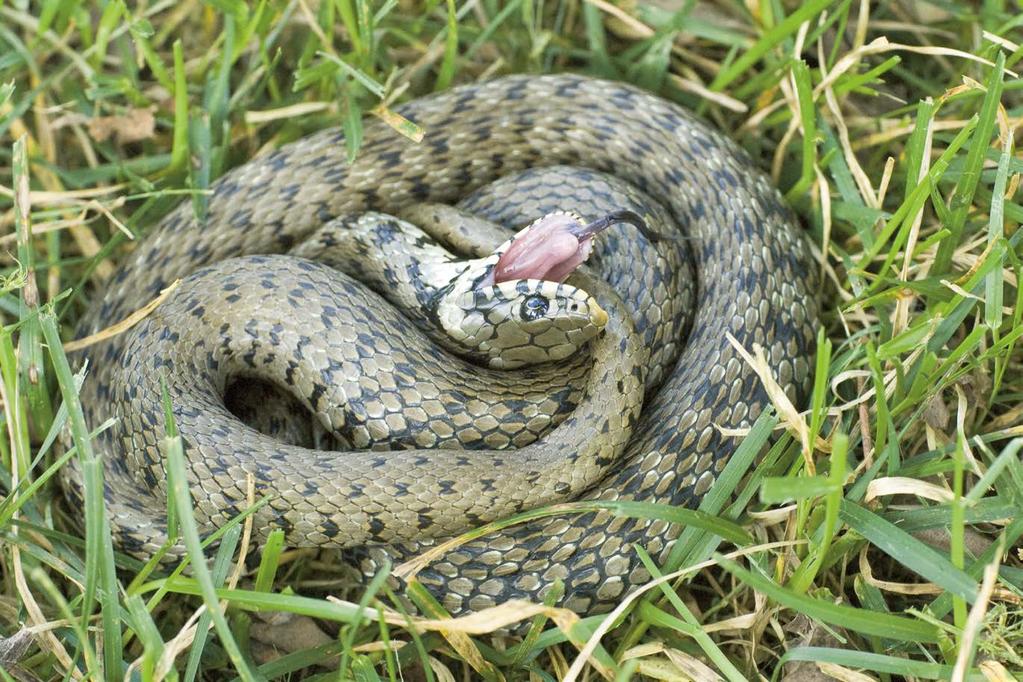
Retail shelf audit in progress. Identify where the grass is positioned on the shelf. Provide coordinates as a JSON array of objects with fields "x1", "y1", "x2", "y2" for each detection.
[{"x1": 1, "y1": 0, "x2": 1022, "y2": 679}]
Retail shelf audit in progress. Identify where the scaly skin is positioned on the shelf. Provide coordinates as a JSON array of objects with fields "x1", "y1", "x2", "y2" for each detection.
[{"x1": 65, "y1": 75, "x2": 819, "y2": 615}]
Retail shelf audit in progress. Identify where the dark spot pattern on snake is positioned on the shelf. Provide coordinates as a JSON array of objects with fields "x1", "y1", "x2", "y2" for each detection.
[{"x1": 61, "y1": 75, "x2": 818, "y2": 617}]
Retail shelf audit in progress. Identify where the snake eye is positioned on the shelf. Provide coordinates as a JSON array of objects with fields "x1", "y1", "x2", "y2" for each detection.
[{"x1": 520, "y1": 295, "x2": 550, "y2": 321}]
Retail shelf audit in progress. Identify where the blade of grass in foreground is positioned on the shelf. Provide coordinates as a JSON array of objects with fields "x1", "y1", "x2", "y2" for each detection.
[
  {"x1": 161, "y1": 581, "x2": 372, "y2": 622},
  {"x1": 838, "y1": 500, "x2": 979, "y2": 603},
  {"x1": 39, "y1": 309, "x2": 123, "y2": 678},
  {"x1": 660, "y1": 408, "x2": 779, "y2": 572},
  {"x1": 774, "y1": 647, "x2": 984, "y2": 681},
  {"x1": 160, "y1": 383, "x2": 260, "y2": 681},
  {"x1": 634, "y1": 547, "x2": 745, "y2": 682},
  {"x1": 394, "y1": 500, "x2": 751, "y2": 583},
  {"x1": 13, "y1": 136, "x2": 54, "y2": 437},
  {"x1": 337, "y1": 560, "x2": 395, "y2": 677},
  {"x1": 252, "y1": 528, "x2": 285, "y2": 593},
  {"x1": 405, "y1": 581, "x2": 504, "y2": 681},
  {"x1": 29, "y1": 566, "x2": 100, "y2": 674},
  {"x1": 183, "y1": 524, "x2": 243, "y2": 682},
  {"x1": 931, "y1": 51, "x2": 1006, "y2": 276},
  {"x1": 786, "y1": 431, "x2": 847, "y2": 594},
  {"x1": 125, "y1": 592, "x2": 167, "y2": 680},
  {"x1": 715, "y1": 554, "x2": 941, "y2": 643},
  {"x1": 708, "y1": 0, "x2": 833, "y2": 91}
]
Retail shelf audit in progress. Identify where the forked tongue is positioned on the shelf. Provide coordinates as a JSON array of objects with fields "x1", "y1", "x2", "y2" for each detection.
[{"x1": 492, "y1": 210, "x2": 647, "y2": 284}]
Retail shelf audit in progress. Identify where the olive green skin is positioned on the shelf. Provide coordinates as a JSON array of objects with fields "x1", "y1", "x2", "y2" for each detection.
[{"x1": 64, "y1": 75, "x2": 818, "y2": 615}]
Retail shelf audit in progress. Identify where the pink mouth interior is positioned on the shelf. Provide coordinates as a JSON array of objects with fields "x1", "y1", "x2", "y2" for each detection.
[{"x1": 491, "y1": 214, "x2": 594, "y2": 285}]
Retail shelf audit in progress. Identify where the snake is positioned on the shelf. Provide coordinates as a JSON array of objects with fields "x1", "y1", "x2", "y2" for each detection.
[{"x1": 64, "y1": 74, "x2": 819, "y2": 615}]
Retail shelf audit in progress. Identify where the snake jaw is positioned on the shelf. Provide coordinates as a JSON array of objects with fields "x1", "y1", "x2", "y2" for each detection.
[
  {"x1": 492, "y1": 211, "x2": 592, "y2": 284},
  {"x1": 491, "y1": 209, "x2": 650, "y2": 286}
]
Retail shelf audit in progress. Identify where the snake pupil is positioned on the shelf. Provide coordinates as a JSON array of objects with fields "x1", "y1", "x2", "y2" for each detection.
[{"x1": 521, "y1": 295, "x2": 549, "y2": 321}]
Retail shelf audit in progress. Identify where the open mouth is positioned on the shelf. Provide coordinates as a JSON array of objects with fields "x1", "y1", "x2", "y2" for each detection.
[{"x1": 490, "y1": 210, "x2": 648, "y2": 285}]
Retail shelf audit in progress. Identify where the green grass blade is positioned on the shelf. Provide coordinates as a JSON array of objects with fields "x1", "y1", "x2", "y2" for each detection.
[
  {"x1": 715, "y1": 554, "x2": 940, "y2": 643},
  {"x1": 183, "y1": 524, "x2": 243, "y2": 682},
  {"x1": 709, "y1": 0, "x2": 833, "y2": 92},
  {"x1": 776, "y1": 647, "x2": 980, "y2": 680},
  {"x1": 160, "y1": 384, "x2": 261, "y2": 681},
  {"x1": 931, "y1": 51, "x2": 1006, "y2": 275},
  {"x1": 435, "y1": 0, "x2": 458, "y2": 91},
  {"x1": 39, "y1": 311, "x2": 123, "y2": 679},
  {"x1": 839, "y1": 501, "x2": 978, "y2": 602}
]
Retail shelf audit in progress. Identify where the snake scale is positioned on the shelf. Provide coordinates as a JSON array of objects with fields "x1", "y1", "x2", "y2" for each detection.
[{"x1": 65, "y1": 75, "x2": 819, "y2": 615}]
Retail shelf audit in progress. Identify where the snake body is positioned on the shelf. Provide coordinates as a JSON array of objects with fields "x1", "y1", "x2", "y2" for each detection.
[{"x1": 67, "y1": 75, "x2": 818, "y2": 615}]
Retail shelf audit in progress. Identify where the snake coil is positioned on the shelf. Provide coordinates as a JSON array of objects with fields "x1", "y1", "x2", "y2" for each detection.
[{"x1": 66, "y1": 75, "x2": 818, "y2": 615}]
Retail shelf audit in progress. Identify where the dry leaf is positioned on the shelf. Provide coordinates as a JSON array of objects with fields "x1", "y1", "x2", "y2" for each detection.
[
  {"x1": 87, "y1": 107, "x2": 156, "y2": 144},
  {"x1": 63, "y1": 279, "x2": 180, "y2": 352},
  {"x1": 250, "y1": 612, "x2": 337, "y2": 668},
  {"x1": 922, "y1": 394, "x2": 950, "y2": 430}
]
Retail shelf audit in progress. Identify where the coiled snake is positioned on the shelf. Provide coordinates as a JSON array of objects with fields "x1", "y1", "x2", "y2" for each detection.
[{"x1": 66, "y1": 75, "x2": 818, "y2": 615}]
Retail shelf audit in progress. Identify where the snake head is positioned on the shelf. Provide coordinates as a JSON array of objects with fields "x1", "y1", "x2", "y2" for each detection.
[
  {"x1": 438, "y1": 279, "x2": 607, "y2": 369},
  {"x1": 436, "y1": 210, "x2": 643, "y2": 369}
]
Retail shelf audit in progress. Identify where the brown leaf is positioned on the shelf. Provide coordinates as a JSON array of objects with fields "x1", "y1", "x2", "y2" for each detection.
[
  {"x1": 923, "y1": 393, "x2": 950, "y2": 430},
  {"x1": 250, "y1": 612, "x2": 337, "y2": 668},
  {"x1": 87, "y1": 107, "x2": 156, "y2": 144}
]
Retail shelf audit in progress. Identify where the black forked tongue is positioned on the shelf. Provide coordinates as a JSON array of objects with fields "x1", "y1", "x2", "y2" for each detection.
[
  {"x1": 567, "y1": 209, "x2": 651, "y2": 240},
  {"x1": 492, "y1": 209, "x2": 652, "y2": 285}
]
